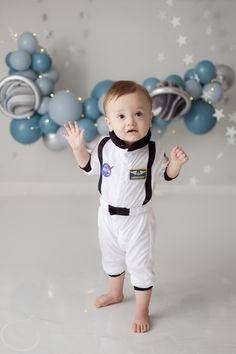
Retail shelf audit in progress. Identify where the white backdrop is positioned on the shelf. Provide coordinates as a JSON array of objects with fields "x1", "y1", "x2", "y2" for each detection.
[{"x1": 0, "y1": 0, "x2": 235, "y2": 189}]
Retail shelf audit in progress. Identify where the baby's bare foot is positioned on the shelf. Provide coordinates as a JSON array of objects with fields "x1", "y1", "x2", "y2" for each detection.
[
  {"x1": 95, "y1": 292, "x2": 124, "y2": 308},
  {"x1": 132, "y1": 312, "x2": 151, "y2": 333}
]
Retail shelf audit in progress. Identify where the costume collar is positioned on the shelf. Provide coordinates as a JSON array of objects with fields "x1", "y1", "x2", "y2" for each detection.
[{"x1": 109, "y1": 129, "x2": 151, "y2": 151}]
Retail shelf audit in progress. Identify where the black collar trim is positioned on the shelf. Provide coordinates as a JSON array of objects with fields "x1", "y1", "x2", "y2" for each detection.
[{"x1": 109, "y1": 130, "x2": 151, "y2": 151}]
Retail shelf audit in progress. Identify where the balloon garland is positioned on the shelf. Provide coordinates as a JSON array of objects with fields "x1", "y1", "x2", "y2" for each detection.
[{"x1": 0, "y1": 31, "x2": 235, "y2": 151}]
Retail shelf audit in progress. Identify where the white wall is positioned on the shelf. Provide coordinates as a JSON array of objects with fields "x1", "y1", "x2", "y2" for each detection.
[{"x1": 0, "y1": 0, "x2": 235, "y2": 189}]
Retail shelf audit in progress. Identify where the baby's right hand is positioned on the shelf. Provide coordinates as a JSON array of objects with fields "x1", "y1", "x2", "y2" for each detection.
[{"x1": 60, "y1": 121, "x2": 85, "y2": 150}]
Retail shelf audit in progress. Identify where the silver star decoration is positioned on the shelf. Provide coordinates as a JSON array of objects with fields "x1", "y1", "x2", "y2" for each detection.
[
  {"x1": 227, "y1": 136, "x2": 236, "y2": 145},
  {"x1": 157, "y1": 52, "x2": 165, "y2": 63},
  {"x1": 229, "y1": 112, "x2": 236, "y2": 123},
  {"x1": 41, "y1": 13, "x2": 48, "y2": 21},
  {"x1": 203, "y1": 165, "x2": 212, "y2": 175},
  {"x1": 183, "y1": 54, "x2": 194, "y2": 66},
  {"x1": 170, "y1": 16, "x2": 181, "y2": 28},
  {"x1": 189, "y1": 177, "x2": 199, "y2": 185},
  {"x1": 206, "y1": 25, "x2": 213, "y2": 36},
  {"x1": 44, "y1": 29, "x2": 53, "y2": 39},
  {"x1": 201, "y1": 90, "x2": 211, "y2": 102},
  {"x1": 166, "y1": 0, "x2": 174, "y2": 7},
  {"x1": 176, "y1": 35, "x2": 187, "y2": 47},
  {"x1": 226, "y1": 126, "x2": 236, "y2": 138},
  {"x1": 213, "y1": 109, "x2": 225, "y2": 121},
  {"x1": 158, "y1": 11, "x2": 167, "y2": 20},
  {"x1": 216, "y1": 152, "x2": 223, "y2": 159}
]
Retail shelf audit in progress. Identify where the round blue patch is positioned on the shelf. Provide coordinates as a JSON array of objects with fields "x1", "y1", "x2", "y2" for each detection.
[{"x1": 102, "y1": 163, "x2": 112, "y2": 177}]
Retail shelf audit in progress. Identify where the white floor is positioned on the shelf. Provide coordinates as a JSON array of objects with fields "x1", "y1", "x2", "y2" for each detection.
[{"x1": 0, "y1": 194, "x2": 235, "y2": 354}]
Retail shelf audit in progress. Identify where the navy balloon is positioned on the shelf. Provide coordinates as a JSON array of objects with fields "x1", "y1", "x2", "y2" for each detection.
[
  {"x1": 32, "y1": 52, "x2": 52, "y2": 73},
  {"x1": 184, "y1": 68, "x2": 196, "y2": 81},
  {"x1": 10, "y1": 114, "x2": 42, "y2": 144},
  {"x1": 83, "y1": 97, "x2": 100, "y2": 121},
  {"x1": 39, "y1": 114, "x2": 59, "y2": 134},
  {"x1": 91, "y1": 80, "x2": 113, "y2": 100},
  {"x1": 77, "y1": 118, "x2": 97, "y2": 142},
  {"x1": 143, "y1": 77, "x2": 160, "y2": 93},
  {"x1": 184, "y1": 100, "x2": 216, "y2": 134},
  {"x1": 195, "y1": 60, "x2": 216, "y2": 84},
  {"x1": 165, "y1": 75, "x2": 185, "y2": 89}
]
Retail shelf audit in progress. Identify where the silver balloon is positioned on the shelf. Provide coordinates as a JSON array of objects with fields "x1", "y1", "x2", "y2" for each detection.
[
  {"x1": 42, "y1": 132, "x2": 67, "y2": 151},
  {"x1": 0, "y1": 75, "x2": 40, "y2": 119},
  {"x1": 215, "y1": 64, "x2": 235, "y2": 91}
]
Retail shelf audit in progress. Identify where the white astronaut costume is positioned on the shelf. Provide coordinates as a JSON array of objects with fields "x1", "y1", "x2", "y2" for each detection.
[{"x1": 81, "y1": 129, "x2": 174, "y2": 290}]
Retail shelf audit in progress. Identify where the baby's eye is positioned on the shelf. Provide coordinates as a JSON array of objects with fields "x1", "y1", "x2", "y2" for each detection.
[
  {"x1": 118, "y1": 114, "x2": 125, "y2": 119},
  {"x1": 136, "y1": 111, "x2": 143, "y2": 117}
]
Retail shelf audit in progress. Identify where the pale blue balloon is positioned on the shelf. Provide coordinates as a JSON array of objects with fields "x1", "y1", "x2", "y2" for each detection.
[
  {"x1": 56, "y1": 126, "x2": 69, "y2": 147},
  {"x1": 42, "y1": 66, "x2": 60, "y2": 83},
  {"x1": 37, "y1": 96, "x2": 51, "y2": 115},
  {"x1": 77, "y1": 118, "x2": 97, "y2": 142},
  {"x1": 5, "y1": 52, "x2": 13, "y2": 68},
  {"x1": 39, "y1": 113, "x2": 59, "y2": 134},
  {"x1": 143, "y1": 77, "x2": 160, "y2": 93},
  {"x1": 36, "y1": 77, "x2": 54, "y2": 95},
  {"x1": 202, "y1": 82, "x2": 224, "y2": 103},
  {"x1": 17, "y1": 69, "x2": 37, "y2": 81},
  {"x1": 17, "y1": 32, "x2": 38, "y2": 54},
  {"x1": 91, "y1": 80, "x2": 113, "y2": 100},
  {"x1": 83, "y1": 97, "x2": 100, "y2": 121},
  {"x1": 184, "y1": 100, "x2": 216, "y2": 134},
  {"x1": 195, "y1": 60, "x2": 216, "y2": 84},
  {"x1": 32, "y1": 52, "x2": 52, "y2": 73},
  {"x1": 48, "y1": 91, "x2": 82, "y2": 125},
  {"x1": 184, "y1": 80, "x2": 202, "y2": 99},
  {"x1": 98, "y1": 93, "x2": 106, "y2": 114},
  {"x1": 9, "y1": 50, "x2": 31, "y2": 71},
  {"x1": 165, "y1": 74, "x2": 185, "y2": 89},
  {"x1": 10, "y1": 114, "x2": 42, "y2": 144},
  {"x1": 97, "y1": 115, "x2": 109, "y2": 136}
]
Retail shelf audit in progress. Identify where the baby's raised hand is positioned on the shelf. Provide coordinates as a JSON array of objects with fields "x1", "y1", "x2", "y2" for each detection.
[
  {"x1": 170, "y1": 146, "x2": 189, "y2": 166},
  {"x1": 60, "y1": 121, "x2": 85, "y2": 150}
]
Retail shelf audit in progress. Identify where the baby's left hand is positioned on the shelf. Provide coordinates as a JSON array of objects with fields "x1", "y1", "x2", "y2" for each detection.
[{"x1": 170, "y1": 146, "x2": 189, "y2": 166}]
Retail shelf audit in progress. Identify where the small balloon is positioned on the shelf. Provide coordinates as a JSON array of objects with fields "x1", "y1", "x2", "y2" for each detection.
[
  {"x1": 17, "y1": 32, "x2": 38, "y2": 54},
  {"x1": 77, "y1": 118, "x2": 97, "y2": 142},
  {"x1": 48, "y1": 91, "x2": 82, "y2": 125},
  {"x1": 32, "y1": 52, "x2": 52, "y2": 73},
  {"x1": 184, "y1": 99, "x2": 216, "y2": 134},
  {"x1": 91, "y1": 80, "x2": 113, "y2": 100},
  {"x1": 142, "y1": 77, "x2": 160, "y2": 93},
  {"x1": 42, "y1": 131, "x2": 67, "y2": 151},
  {"x1": 165, "y1": 75, "x2": 185, "y2": 89},
  {"x1": 39, "y1": 113, "x2": 59, "y2": 134},
  {"x1": 202, "y1": 82, "x2": 224, "y2": 103},
  {"x1": 98, "y1": 93, "x2": 106, "y2": 114},
  {"x1": 215, "y1": 64, "x2": 235, "y2": 91},
  {"x1": 37, "y1": 96, "x2": 51, "y2": 115},
  {"x1": 36, "y1": 77, "x2": 54, "y2": 96},
  {"x1": 10, "y1": 114, "x2": 42, "y2": 144},
  {"x1": 83, "y1": 97, "x2": 100, "y2": 121},
  {"x1": 97, "y1": 115, "x2": 109, "y2": 136},
  {"x1": 42, "y1": 66, "x2": 60, "y2": 83},
  {"x1": 9, "y1": 50, "x2": 31, "y2": 71},
  {"x1": 152, "y1": 116, "x2": 171, "y2": 128},
  {"x1": 195, "y1": 60, "x2": 216, "y2": 84},
  {"x1": 184, "y1": 68, "x2": 196, "y2": 81},
  {"x1": 184, "y1": 79, "x2": 202, "y2": 99}
]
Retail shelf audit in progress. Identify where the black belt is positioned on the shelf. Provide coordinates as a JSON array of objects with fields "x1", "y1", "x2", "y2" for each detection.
[{"x1": 108, "y1": 205, "x2": 130, "y2": 216}]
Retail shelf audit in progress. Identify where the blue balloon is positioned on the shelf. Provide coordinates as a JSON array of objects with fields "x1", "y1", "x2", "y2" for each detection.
[
  {"x1": 36, "y1": 77, "x2": 54, "y2": 95},
  {"x1": 10, "y1": 114, "x2": 42, "y2": 144},
  {"x1": 17, "y1": 32, "x2": 38, "y2": 54},
  {"x1": 142, "y1": 77, "x2": 160, "y2": 93},
  {"x1": 184, "y1": 68, "x2": 196, "y2": 81},
  {"x1": 202, "y1": 82, "x2": 224, "y2": 103},
  {"x1": 56, "y1": 126, "x2": 69, "y2": 147},
  {"x1": 97, "y1": 115, "x2": 109, "y2": 136},
  {"x1": 5, "y1": 52, "x2": 13, "y2": 68},
  {"x1": 48, "y1": 91, "x2": 82, "y2": 125},
  {"x1": 9, "y1": 50, "x2": 31, "y2": 71},
  {"x1": 195, "y1": 60, "x2": 216, "y2": 84},
  {"x1": 42, "y1": 66, "x2": 59, "y2": 83},
  {"x1": 39, "y1": 113, "x2": 59, "y2": 134},
  {"x1": 98, "y1": 93, "x2": 106, "y2": 115},
  {"x1": 184, "y1": 80, "x2": 202, "y2": 99},
  {"x1": 184, "y1": 100, "x2": 216, "y2": 134},
  {"x1": 165, "y1": 75, "x2": 185, "y2": 89},
  {"x1": 83, "y1": 97, "x2": 100, "y2": 121},
  {"x1": 152, "y1": 116, "x2": 171, "y2": 128},
  {"x1": 37, "y1": 96, "x2": 51, "y2": 115},
  {"x1": 91, "y1": 80, "x2": 113, "y2": 100},
  {"x1": 8, "y1": 69, "x2": 18, "y2": 75},
  {"x1": 32, "y1": 52, "x2": 52, "y2": 73},
  {"x1": 77, "y1": 118, "x2": 97, "y2": 142}
]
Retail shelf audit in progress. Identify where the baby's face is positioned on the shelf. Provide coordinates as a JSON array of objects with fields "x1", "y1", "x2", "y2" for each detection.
[{"x1": 105, "y1": 91, "x2": 153, "y2": 146}]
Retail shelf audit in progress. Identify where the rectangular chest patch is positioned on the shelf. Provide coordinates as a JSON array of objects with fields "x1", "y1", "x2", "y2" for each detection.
[{"x1": 129, "y1": 169, "x2": 147, "y2": 180}]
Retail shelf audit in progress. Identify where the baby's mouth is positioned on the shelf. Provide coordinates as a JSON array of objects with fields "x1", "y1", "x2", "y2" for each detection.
[{"x1": 127, "y1": 129, "x2": 138, "y2": 133}]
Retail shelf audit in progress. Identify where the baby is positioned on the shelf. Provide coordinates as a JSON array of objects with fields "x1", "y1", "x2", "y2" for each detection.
[{"x1": 61, "y1": 80, "x2": 188, "y2": 333}]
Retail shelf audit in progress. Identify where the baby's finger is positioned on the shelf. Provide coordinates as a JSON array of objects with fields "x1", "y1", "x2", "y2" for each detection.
[
  {"x1": 68, "y1": 120, "x2": 76, "y2": 132},
  {"x1": 74, "y1": 120, "x2": 80, "y2": 134}
]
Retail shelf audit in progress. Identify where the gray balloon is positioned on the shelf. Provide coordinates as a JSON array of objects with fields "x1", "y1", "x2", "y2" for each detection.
[
  {"x1": 215, "y1": 64, "x2": 235, "y2": 91},
  {"x1": 42, "y1": 132, "x2": 67, "y2": 151}
]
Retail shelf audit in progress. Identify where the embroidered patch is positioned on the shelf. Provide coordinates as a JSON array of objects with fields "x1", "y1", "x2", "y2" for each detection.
[
  {"x1": 129, "y1": 169, "x2": 147, "y2": 180},
  {"x1": 102, "y1": 163, "x2": 113, "y2": 177}
]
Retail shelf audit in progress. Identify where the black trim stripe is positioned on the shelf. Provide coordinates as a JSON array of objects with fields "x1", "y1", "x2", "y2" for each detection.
[
  {"x1": 98, "y1": 137, "x2": 110, "y2": 194},
  {"x1": 143, "y1": 141, "x2": 156, "y2": 205},
  {"x1": 134, "y1": 286, "x2": 153, "y2": 291}
]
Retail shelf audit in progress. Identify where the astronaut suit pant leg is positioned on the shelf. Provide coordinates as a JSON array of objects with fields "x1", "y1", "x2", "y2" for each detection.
[{"x1": 97, "y1": 204, "x2": 157, "y2": 289}]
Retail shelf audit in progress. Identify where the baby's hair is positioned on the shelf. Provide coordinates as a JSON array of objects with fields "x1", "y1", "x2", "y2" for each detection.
[{"x1": 103, "y1": 80, "x2": 152, "y2": 115}]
